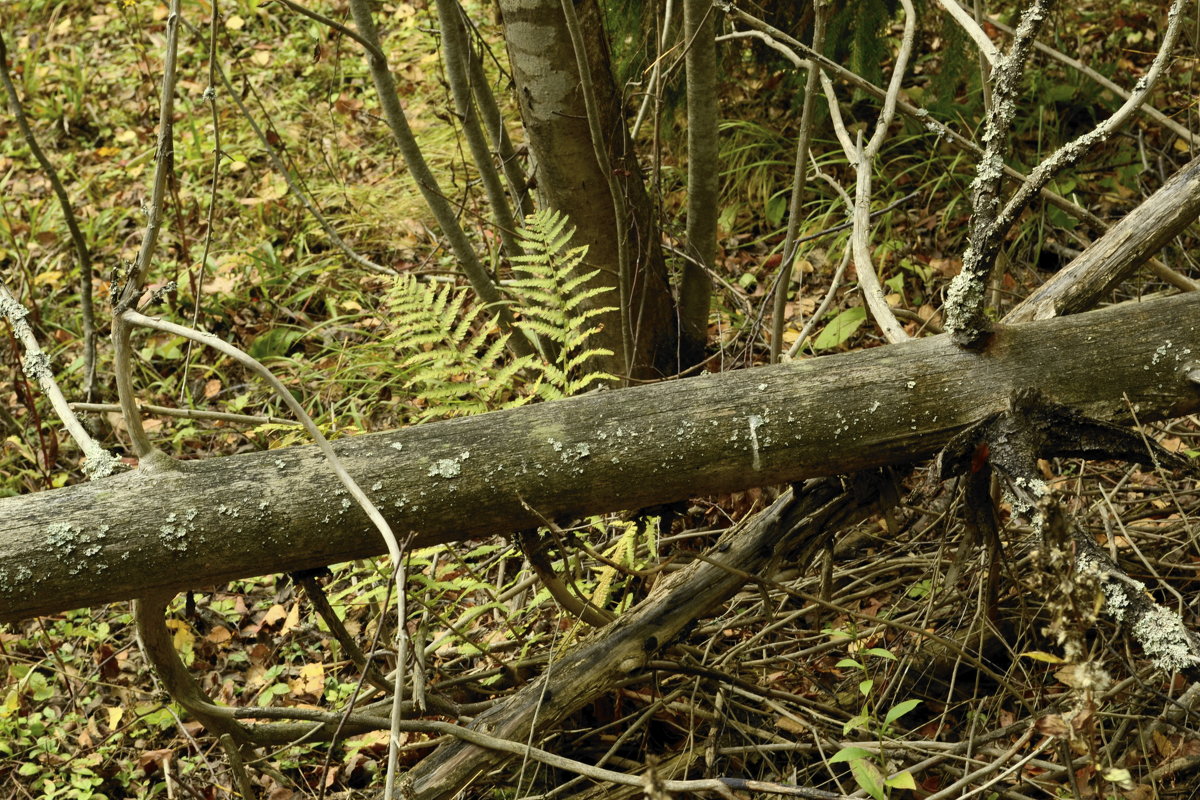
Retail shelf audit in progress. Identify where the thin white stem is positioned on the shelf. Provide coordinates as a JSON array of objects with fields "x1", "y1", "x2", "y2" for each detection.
[
  {"x1": 864, "y1": 0, "x2": 916, "y2": 159},
  {"x1": 784, "y1": 247, "x2": 852, "y2": 359},
  {"x1": 818, "y1": 71, "x2": 858, "y2": 163},
  {"x1": 386, "y1": 557, "x2": 410, "y2": 800},
  {"x1": 69, "y1": 402, "x2": 301, "y2": 427},
  {"x1": 631, "y1": 0, "x2": 676, "y2": 139},
  {"x1": 850, "y1": 152, "x2": 909, "y2": 342},
  {"x1": 717, "y1": 30, "x2": 808, "y2": 68},
  {"x1": 119, "y1": 310, "x2": 401, "y2": 563},
  {"x1": 817, "y1": 0, "x2": 915, "y2": 344},
  {"x1": 934, "y1": 0, "x2": 999, "y2": 66},
  {"x1": 973, "y1": 0, "x2": 994, "y2": 113},
  {"x1": 0, "y1": 281, "x2": 120, "y2": 479}
]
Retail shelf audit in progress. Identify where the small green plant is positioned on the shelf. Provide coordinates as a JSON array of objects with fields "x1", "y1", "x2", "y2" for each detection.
[
  {"x1": 812, "y1": 305, "x2": 867, "y2": 351},
  {"x1": 507, "y1": 208, "x2": 615, "y2": 399},
  {"x1": 384, "y1": 272, "x2": 537, "y2": 420},
  {"x1": 830, "y1": 645, "x2": 920, "y2": 800},
  {"x1": 381, "y1": 208, "x2": 614, "y2": 421}
]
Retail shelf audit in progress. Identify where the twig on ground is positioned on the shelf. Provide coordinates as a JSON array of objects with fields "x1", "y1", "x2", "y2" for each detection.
[{"x1": 69, "y1": 401, "x2": 301, "y2": 427}]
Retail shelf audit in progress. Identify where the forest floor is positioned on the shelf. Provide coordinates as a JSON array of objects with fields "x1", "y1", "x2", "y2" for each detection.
[{"x1": 2, "y1": 0, "x2": 1200, "y2": 797}]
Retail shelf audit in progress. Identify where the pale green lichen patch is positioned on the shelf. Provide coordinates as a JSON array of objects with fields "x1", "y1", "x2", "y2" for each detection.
[
  {"x1": 47, "y1": 522, "x2": 79, "y2": 551},
  {"x1": 0, "y1": 564, "x2": 34, "y2": 594},
  {"x1": 159, "y1": 512, "x2": 190, "y2": 553},
  {"x1": 21, "y1": 351, "x2": 51, "y2": 381},
  {"x1": 429, "y1": 451, "x2": 470, "y2": 478},
  {"x1": 158, "y1": 510, "x2": 204, "y2": 553},
  {"x1": 551, "y1": 441, "x2": 590, "y2": 463},
  {"x1": 44, "y1": 522, "x2": 114, "y2": 576},
  {"x1": 82, "y1": 450, "x2": 122, "y2": 480},
  {"x1": 1079, "y1": 550, "x2": 1200, "y2": 672},
  {"x1": 0, "y1": 292, "x2": 29, "y2": 322},
  {"x1": 1132, "y1": 605, "x2": 1200, "y2": 673}
]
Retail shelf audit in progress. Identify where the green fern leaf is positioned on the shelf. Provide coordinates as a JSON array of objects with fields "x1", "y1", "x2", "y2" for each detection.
[{"x1": 377, "y1": 208, "x2": 616, "y2": 422}]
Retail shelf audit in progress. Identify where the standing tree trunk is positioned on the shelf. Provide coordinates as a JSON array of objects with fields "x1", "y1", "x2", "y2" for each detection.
[
  {"x1": 679, "y1": 0, "x2": 718, "y2": 366},
  {"x1": 497, "y1": 0, "x2": 679, "y2": 379}
]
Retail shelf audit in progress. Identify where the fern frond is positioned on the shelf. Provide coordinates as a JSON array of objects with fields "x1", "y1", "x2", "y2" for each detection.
[
  {"x1": 382, "y1": 274, "x2": 531, "y2": 420},
  {"x1": 507, "y1": 208, "x2": 617, "y2": 397},
  {"x1": 557, "y1": 267, "x2": 603, "y2": 297},
  {"x1": 564, "y1": 346, "x2": 614, "y2": 374},
  {"x1": 379, "y1": 207, "x2": 617, "y2": 421}
]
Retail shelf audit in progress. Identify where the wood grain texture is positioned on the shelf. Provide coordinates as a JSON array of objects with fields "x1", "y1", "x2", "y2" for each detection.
[
  {"x1": 2, "y1": 292, "x2": 1199, "y2": 622},
  {"x1": 1008, "y1": 155, "x2": 1200, "y2": 321}
]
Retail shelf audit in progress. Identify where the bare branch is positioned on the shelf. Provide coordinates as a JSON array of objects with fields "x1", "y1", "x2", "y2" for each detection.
[
  {"x1": 933, "y1": 0, "x2": 1000, "y2": 66},
  {"x1": 948, "y1": 0, "x2": 1186, "y2": 344},
  {"x1": 814, "y1": 0, "x2": 917, "y2": 345},
  {"x1": 680, "y1": 0, "x2": 719, "y2": 363},
  {"x1": 770, "y1": 4, "x2": 824, "y2": 363},
  {"x1": 0, "y1": 281, "x2": 121, "y2": 480},
  {"x1": 987, "y1": 11, "x2": 1196, "y2": 145},
  {"x1": 0, "y1": 32, "x2": 97, "y2": 400},
  {"x1": 111, "y1": 0, "x2": 183, "y2": 459},
  {"x1": 69, "y1": 401, "x2": 301, "y2": 427},
  {"x1": 943, "y1": 0, "x2": 1053, "y2": 345},
  {"x1": 990, "y1": 0, "x2": 1188, "y2": 254}
]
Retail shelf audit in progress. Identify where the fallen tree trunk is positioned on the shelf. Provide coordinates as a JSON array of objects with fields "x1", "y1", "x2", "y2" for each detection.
[
  {"x1": 399, "y1": 477, "x2": 880, "y2": 800},
  {"x1": 3, "y1": 292, "x2": 1199, "y2": 622},
  {"x1": 1008, "y1": 153, "x2": 1200, "y2": 322}
]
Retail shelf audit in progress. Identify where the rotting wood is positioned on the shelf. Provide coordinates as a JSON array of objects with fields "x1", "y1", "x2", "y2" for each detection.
[
  {"x1": 1008, "y1": 153, "x2": 1200, "y2": 322},
  {"x1": 2, "y1": 292, "x2": 1199, "y2": 623},
  {"x1": 396, "y1": 476, "x2": 882, "y2": 800}
]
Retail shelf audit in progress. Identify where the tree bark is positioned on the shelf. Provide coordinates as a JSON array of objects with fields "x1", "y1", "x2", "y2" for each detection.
[
  {"x1": 679, "y1": 0, "x2": 718, "y2": 365},
  {"x1": 497, "y1": 0, "x2": 678, "y2": 378},
  {"x1": 1008, "y1": 153, "x2": 1200, "y2": 322},
  {"x1": 3, "y1": 292, "x2": 1199, "y2": 623},
  {"x1": 396, "y1": 477, "x2": 881, "y2": 800}
]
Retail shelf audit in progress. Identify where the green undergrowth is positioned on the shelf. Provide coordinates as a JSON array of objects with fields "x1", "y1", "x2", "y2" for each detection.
[{"x1": 2, "y1": 0, "x2": 1198, "y2": 796}]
